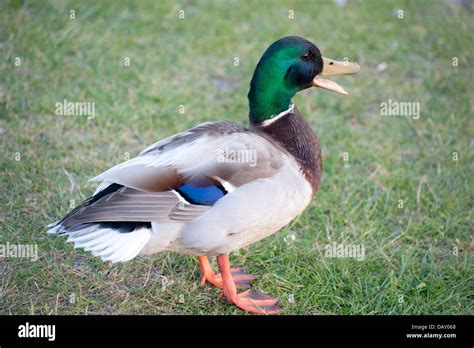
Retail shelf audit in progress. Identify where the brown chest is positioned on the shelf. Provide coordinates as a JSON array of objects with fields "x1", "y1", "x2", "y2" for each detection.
[{"x1": 251, "y1": 107, "x2": 322, "y2": 196}]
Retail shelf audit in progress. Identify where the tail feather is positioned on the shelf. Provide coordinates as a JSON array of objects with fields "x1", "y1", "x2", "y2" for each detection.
[
  {"x1": 47, "y1": 224, "x2": 61, "y2": 234},
  {"x1": 49, "y1": 222, "x2": 151, "y2": 263},
  {"x1": 47, "y1": 183, "x2": 152, "y2": 263}
]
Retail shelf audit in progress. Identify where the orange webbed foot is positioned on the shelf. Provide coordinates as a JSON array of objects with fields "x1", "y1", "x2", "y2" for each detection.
[
  {"x1": 215, "y1": 255, "x2": 281, "y2": 315},
  {"x1": 226, "y1": 289, "x2": 281, "y2": 315},
  {"x1": 199, "y1": 256, "x2": 258, "y2": 289}
]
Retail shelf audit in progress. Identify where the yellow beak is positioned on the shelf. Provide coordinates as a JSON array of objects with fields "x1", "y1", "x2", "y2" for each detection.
[{"x1": 312, "y1": 57, "x2": 360, "y2": 95}]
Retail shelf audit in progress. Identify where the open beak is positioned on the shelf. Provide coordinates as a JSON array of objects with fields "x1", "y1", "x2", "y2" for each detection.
[{"x1": 312, "y1": 57, "x2": 360, "y2": 95}]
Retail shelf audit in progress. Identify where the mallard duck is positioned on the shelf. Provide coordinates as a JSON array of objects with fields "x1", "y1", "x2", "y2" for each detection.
[{"x1": 48, "y1": 36, "x2": 359, "y2": 315}]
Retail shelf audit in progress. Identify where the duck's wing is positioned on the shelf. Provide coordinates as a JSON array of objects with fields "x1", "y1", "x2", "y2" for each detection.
[
  {"x1": 53, "y1": 121, "x2": 288, "y2": 228},
  {"x1": 91, "y1": 120, "x2": 286, "y2": 192}
]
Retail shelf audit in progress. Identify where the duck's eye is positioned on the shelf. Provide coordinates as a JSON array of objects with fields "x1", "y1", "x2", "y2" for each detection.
[{"x1": 301, "y1": 52, "x2": 310, "y2": 61}]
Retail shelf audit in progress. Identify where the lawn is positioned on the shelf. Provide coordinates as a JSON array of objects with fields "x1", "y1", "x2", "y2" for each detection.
[{"x1": 0, "y1": 0, "x2": 472, "y2": 315}]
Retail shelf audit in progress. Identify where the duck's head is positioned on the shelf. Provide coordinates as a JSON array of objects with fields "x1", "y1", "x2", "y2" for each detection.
[{"x1": 248, "y1": 36, "x2": 360, "y2": 123}]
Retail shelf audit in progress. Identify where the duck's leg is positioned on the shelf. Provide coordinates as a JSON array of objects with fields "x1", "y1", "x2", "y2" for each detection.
[
  {"x1": 199, "y1": 256, "x2": 223, "y2": 287},
  {"x1": 198, "y1": 256, "x2": 257, "y2": 289},
  {"x1": 216, "y1": 254, "x2": 281, "y2": 315}
]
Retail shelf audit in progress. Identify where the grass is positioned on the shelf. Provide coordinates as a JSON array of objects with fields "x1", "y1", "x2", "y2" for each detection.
[{"x1": 0, "y1": 0, "x2": 473, "y2": 315}]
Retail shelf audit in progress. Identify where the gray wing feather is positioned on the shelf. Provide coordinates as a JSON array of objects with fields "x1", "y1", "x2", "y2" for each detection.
[
  {"x1": 140, "y1": 121, "x2": 249, "y2": 156},
  {"x1": 92, "y1": 120, "x2": 286, "y2": 191},
  {"x1": 61, "y1": 187, "x2": 209, "y2": 227}
]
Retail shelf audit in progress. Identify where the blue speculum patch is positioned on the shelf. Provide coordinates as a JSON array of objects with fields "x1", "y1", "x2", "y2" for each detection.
[{"x1": 176, "y1": 178, "x2": 227, "y2": 205}]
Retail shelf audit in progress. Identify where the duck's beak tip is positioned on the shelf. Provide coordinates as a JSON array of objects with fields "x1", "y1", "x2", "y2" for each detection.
[{"x1": 312, "y1": 56, "x2": 359, "y2": 95}]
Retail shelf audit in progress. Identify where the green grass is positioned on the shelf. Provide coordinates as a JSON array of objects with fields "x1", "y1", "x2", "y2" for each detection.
[{"x1": 0, "y1": 0, "x2": 473, "y2": 315}]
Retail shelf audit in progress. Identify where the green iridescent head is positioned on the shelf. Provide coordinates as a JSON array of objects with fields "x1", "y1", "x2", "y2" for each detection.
[{"x1": 248, "y1": 36, "x2": 360, "y2": 124}]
